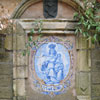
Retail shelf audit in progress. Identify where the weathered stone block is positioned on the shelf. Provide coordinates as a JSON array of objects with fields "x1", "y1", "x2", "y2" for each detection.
[
  {"x1": 92, "y1": 72, "x2": 100, "y2": 84},
  {"x1": 4, "y1": 35, "x2": 12, "y2": 50},
  {"x1": 13, "y1": 34, "x2": 17, "y2": 50},
  {"x1": 16, "y1": 67, "x2": 28, "y2": 78},
  {"x1": 76, "y1": 72, "x2": 91, "y2": 95},
  {"x1": 16, "y1": 79, "x2": 25, "y2": 96},
  {"x1": 92, "y1": 85, "x2": 100, "y2": 97},
  {"x1": 13, "y1": 97, "x2": 17, "y2": 100},
  {"x1": 16, "y1": 52, "x2": 28, "y2": 66},
  {"x1": 0, "y1": 52, "x2": 12, "y2": 63},
  {"x1": 0, "y1": 64, "x2": 12, "y2": 75},
  {"x1": 88, "y1": 38, "x2": 95, "y2": 49},
  {"x1": 13, "y1": 51, "x2": 17, "y2": 66},
  {"x1": 0, "y1": 87, "x2": 12, "y2": 99},
  {"x1": 16, "y1": 35, "x2": 26, "y2": 50},
  {"x1": 76, "y1": 37, "x2": 88, "y2": 50},
  {"x1": 91, "y1": 60, "x2": 100, "y2": 71},
  {"x1": 77, "y1": 96, "x2": 91, "y2": 100},
  {"x1": 88, "y1": 50, "x2": 91, "y2": 67},
  {"x1": 92, "y1": 97, "x2": 100, "y2": 100},
  {"x1": 92, "y1": 49, "x2": 100, "y2": 60},
  {"x1": 13, "y1": 80, "x2": 17, "y2": 96},
  {"x1": 16, "y1": 22, "x2": 25, "y2": 35},
  {"x1": 77, "y1": 50, "x2": 90, "y2": 71},
  {"x1": 17, "y1": 96, "x2": 26, "y2": 100},
  {"x1": 13, "y1": 67, "x2": 16, "y2": 79},
  {"x1": 0, "y1": 35, "x2": 5, "y2": 51},
  {"x1": 0, "y1": 75, "x2": 12, "y2": 87}
]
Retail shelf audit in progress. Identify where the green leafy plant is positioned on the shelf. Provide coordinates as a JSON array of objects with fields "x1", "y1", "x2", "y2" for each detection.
[
  {"x1": 22, "y1": 20, "x2": 43, "y2": 56},
  {"x1": 74, "y1": 0, "x2": 100, "y2": 43}
]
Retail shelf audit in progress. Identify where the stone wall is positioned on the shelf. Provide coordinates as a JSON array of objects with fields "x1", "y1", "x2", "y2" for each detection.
[
  {"x1": 0, "y1": 0, "x2": 100, "y2": 100},
  {"x1": 91, "y1": 46, "x2": 100, "y2": 100},
  {"x1": 91, "y1": 9, "x2": 100, "y2": 100},
  {"x1": 0, "y1": 1, "x2": 22, "y2": 99},
  {"x1": 76, "y1": 36, "x2": 92, "y2": 100},
  {"x1": 0, "y1": 0, "x2": 21, "y2": 17},
  {"x1": 0, "y1": 34, "x2": 13, "y2": 100}
]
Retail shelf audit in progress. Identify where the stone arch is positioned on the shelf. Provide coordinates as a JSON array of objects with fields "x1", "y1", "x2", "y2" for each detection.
[
  {"x1": 11, "y1": 0, "x2": 84, "y2": 19},
  {"x1": 10, "y1": 0, "x2": 92, "y2": 100}
]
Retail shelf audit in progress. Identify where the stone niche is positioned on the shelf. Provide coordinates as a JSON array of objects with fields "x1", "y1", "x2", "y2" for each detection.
[{"x1": 12, "y1": 0, "x2": 91, "y2": 100}]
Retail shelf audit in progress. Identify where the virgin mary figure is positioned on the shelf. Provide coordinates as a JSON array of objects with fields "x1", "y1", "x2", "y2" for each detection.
[{"x1": 41, "y1": 44, "x2": 64, "y2": 84}]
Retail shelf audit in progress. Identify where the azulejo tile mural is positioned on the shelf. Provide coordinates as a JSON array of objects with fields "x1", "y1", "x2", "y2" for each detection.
[{"x1": 29, "y1": 36, "x2": 74, "y2": 97}]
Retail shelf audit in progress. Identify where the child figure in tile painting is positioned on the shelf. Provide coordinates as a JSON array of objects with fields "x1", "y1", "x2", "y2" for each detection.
[{"x1": 41, "y1": 44, "x2": 64, "y2": 84}]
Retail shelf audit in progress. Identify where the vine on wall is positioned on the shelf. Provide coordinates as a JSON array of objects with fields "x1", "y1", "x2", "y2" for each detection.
[
  {"x1": 74, "y1": 0, "x2": 100, "y2": 43},
  {"x1": 22, "y1": 20, "x2": 43, "y2": 56}
]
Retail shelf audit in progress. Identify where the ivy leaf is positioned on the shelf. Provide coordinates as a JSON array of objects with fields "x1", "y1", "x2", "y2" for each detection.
[
  {"x1": 95, "y1": 16, "x2": 100, "y2": 19},
  {"x1": 27, "y1": 50, "x2": 30, "y2": 56},
  {"x1": 31, "y1": 29, "x2": 35, "y2": 34},
  {"x1": 27, "y1": 42, "x2": 32, "y2": 48},
  {"x1": 83, "y1": 22, "x2": 88, "y2": 27},
  {"x1": 40, "y1": 20, "x2": 43, "y2": 26},
  {"x1": 22, "y1": 51, "x2": 26, "y2": 56},
  {"x1": 88, "y1": 25, "x2": 91, "y2": 30},
  {"x1": 33, "y1": 41, "x2": 36, "y2": 46},
  {"x1": 39, "y1": 33, "x2": 43, "y2": 37},
  {"x1": 91, "y1": 38, "x2": 95, "y2": 44},
  {"x1": 78, "y1": 22, "x2": 82, "y2": 25},
  {"x1": 79, "y1": 28, "x2": 82, "y2": 33},
  {"x1": 28, "y1": 36, "x2": 33, "y2": 42},
  {"x1": 96, "y1": 26, "x2": 100, "y2": 32},
  {"x1": 83, "y1": 31, "x2": 88, "y2": 37},
  {"x1": 74, "y1": 12, "x2": 79, "y2": 19},
  {"x1": 75, "y1": 28, "x2": 79, "y2": 34},
  {"x1": 93, "y1": 34, "x2": 97, "y2": 41},
  {"x1": 81, "y1": 16, "x2": 84, "y2": 22},
  {"x1": 38, "y1": 28, "x2": 42, "y2": 33}
]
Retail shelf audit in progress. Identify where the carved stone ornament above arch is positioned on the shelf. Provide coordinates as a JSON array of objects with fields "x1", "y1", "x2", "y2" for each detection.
[{"x1": 11, "y1": 0, "x2": 84, "y2": 19}]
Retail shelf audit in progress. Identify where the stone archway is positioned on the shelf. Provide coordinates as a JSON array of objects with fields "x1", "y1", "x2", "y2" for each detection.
[
  {"x1": 11, "y1": 0, "x2": 84, "y2": 19},
  {"x1": 11, "y1": 0, "x2": 92, "y2": 100}
]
